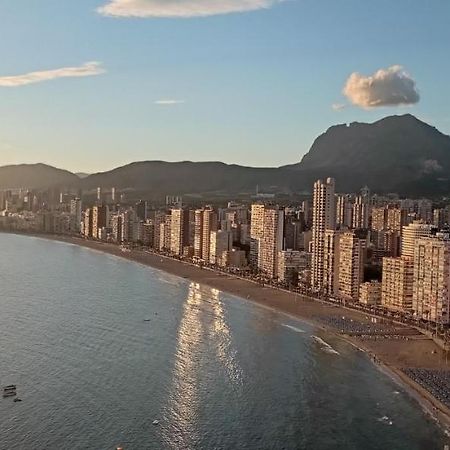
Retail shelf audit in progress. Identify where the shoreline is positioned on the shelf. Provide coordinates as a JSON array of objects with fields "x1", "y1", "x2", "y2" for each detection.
[{"x1": 4, "y1": 231, "x2": 450, "y2": 434}]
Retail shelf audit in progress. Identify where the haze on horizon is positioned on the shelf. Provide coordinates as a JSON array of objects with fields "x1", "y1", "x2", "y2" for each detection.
[{"x1": 0, "y1": 0, "x2": 449, "y2": 173}]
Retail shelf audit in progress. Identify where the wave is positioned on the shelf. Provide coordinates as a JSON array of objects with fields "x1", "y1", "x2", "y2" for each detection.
[
  {"x1": 311, "y1": 335, "x2": 340, "y2": 355},
  {"x1": 282, "y1": 324, "x2": 305, "y2": 334}
]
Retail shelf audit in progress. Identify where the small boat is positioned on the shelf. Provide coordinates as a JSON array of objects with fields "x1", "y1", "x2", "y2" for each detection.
[
  {"x1": 13, "y1": 398, "x2": 22, "y2": 402},
  {"x1": 3, "y1": 391, "x2": 16, "y2": 398},
  {"x1": 152, "y1": 420, "x2": 159, "y2": 426},
  {"x1": 4, "y1": 385, "x2": 16, "y2": 391}
]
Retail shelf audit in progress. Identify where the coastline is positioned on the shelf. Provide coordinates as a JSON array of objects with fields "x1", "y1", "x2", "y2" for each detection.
[{"x1": 4, "y1": 231, "x2": 450, "y2": 434}]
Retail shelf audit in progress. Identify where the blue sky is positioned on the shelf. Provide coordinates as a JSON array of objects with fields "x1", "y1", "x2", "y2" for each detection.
[{"x1": 0, "y1": 0, "x2": 449, "y2": 172}]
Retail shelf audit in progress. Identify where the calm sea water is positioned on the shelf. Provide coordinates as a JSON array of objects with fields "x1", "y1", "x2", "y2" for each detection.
[{"x1": 0, "y1": 234, "x2": 447, "y2": 450}]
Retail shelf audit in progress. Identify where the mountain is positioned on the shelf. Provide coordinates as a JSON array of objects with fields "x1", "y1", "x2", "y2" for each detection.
[
  {"x1": 289, "y1": 114, "x2": 450, "y2": 195},
  {"x1": 0, "y1": 163, "x2": 79, "y2": 189},
  {"x1": 1, "y1": 114, "x2": 450, "y2": 196},
  {"x1": 80, "y1": 161, "x2": 291, "y2": 195}
]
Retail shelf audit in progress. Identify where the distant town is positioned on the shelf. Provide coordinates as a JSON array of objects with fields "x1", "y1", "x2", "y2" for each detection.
[{"x1": 0, "y1": 178, "x2": 449, "y2": 332}]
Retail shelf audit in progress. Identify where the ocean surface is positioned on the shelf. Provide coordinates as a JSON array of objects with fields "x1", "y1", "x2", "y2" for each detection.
[{"x1": 0, "y1": 233, "x2": 447, "y2": 450}]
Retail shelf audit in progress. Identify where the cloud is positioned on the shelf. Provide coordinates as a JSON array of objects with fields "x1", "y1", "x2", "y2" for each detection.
[
  {"x1": 97, "y1": 0, "x2": 284, "y2": 18},
  {"x1": 0, "y1": 62, "x2": 105, "y2": 87},
  {"x1": 343, "y1": 65, "x2": 420, "y2": 108},
  {"x1": 331, "y1": 103, "x2": 346, "y2": 111},
  {"x1": 154, "y1": 99, "x2": 185, "y2": 105}
]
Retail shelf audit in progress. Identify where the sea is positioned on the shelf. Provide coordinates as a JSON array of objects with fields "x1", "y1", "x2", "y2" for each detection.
[{"x1": 0, "y1": 233, "x2": 447, "y2": 449}]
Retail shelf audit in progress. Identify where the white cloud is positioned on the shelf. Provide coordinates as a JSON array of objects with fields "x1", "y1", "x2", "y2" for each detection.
[
  {"x1": 154, "y1": 99, "x2": 185, "y2": 105},
  {"x1": 331, "y1": 103, "x2": 346, "y2": 111},
  {"x1": 97, "y1": 0, "x2": 284, "y2": 18},
  {"x1": 0, "y1": 62, "x2": 105, "y2": 87},
  {"x1": 343, "y1": 65, "x2": 420, "y2": 108}
]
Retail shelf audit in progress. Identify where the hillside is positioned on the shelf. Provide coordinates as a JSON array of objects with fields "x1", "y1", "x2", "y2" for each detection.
[
  {"x1": 0, "y1": 163, "x2": 79, "y2": 189},
  {"x1": 80, "y1": 161, "x2": 293, "y2": 195}
]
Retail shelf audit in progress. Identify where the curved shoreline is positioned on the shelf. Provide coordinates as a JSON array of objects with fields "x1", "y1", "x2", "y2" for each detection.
[{"x1": 4, "y1": 231, "x2": 450, "y2": 435}]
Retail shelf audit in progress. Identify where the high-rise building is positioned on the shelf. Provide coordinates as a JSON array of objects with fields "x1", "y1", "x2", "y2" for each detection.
[
  {"x1": 83, "y1": 208, "x2": 93, "y2": 238},
  {"x1": 336, "y1": 194, "x2": 353, "y2": 229},
  {"x1": 337, "y1": 231, "x2": 366, "y2": 301},
  {"x1": 92, "y1": 205, "x2": 108, "y2": 239},
  {"x1": 250, "y1": 203, "x2": 265, "y2": 269},
  {"x1": 386, "y1": 207, "x2": 407, "y2": 232},
  {"x1": 170, "y1": 208, "x2": 185, "y2": 255},
  {"x1": 323, "y1": 229, "x2": 341, "y2": 295},
  {"x1": 352, "y1": 195, "x2": 370, "y2": 229},
  {"x1": 381, "y1": 256, "x2": 414, "y2": 310},
  {"x1": 260, "y1": 207, "x2": 284, "y2": 278},
  {"x1": 371, "y1": 207, "x2": 388, "y2": 232},
  {"x1": 202, "y1": 207, "x2": 217, "y2": 262},
  {"x1": 136, "y1": 200, "x2": 147, "y2": 221},
  {"x1": 111, "y1": 214, "x2": 123, "y2": 242},
  {"x1": 413, "y1": 234, "x2": 450, "y2": 324},
  {"x1": 194, "y1": 209, "x2": 204, "y2": 258},
  {"x1": 311, "y1": 177, "x2": 336, "y2": 290},
  {"x1": 193, "y1": 207, "x2": 217, "y2": 261},
  {"x1": 401, "y1": 221, "x2": 434, "y2": 257},
  {"x1": 70, "y1": 198, "x2": 82, "y2": 233},
  {"x1": 433, "y1": 208, "x2": 446, "y2": 229},
  {"x1": 209, "y1": 230, "x2": 233, "y2": 266}
]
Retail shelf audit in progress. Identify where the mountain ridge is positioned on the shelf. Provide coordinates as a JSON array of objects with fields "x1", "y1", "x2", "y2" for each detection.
[{"x1": 1, "y1": 114, "x2": 450, "y2": 196}]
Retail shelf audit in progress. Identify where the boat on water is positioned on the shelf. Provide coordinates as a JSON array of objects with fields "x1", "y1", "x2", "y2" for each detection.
[
  {"x1": 3, "y1": 391, "x2": 16, "y2": 398},
  {"x1": 4, "y1": 385, "x2": 16, "y2": 390},
  {"x1": 13, "y1": 398, "x2": 22, "y2": 402}
]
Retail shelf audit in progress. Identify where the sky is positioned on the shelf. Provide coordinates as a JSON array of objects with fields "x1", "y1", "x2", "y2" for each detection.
[{"x1": 0, "y1": 0, "x2": 449, "y2": 173}]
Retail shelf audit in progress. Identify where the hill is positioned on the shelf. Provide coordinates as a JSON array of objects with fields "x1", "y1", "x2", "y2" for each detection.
[
  {"x1": 80, "y1": 161, "x2": 292, "y2": 195},
  {"x1": 0, "y1": 163, "x2": 79, "y2": 189}
]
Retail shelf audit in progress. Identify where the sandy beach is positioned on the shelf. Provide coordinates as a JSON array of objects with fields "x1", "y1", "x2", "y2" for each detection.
[{"x1": 5, "y1": 232, "x2": 450, "y2": 433}]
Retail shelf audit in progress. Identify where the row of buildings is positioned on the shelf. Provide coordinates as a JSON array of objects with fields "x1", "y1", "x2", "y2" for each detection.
[
  {"x1": 2, "y1": 179, "x2": 450, "y2": 324},
  {"x1": 311, "y1": 177, "x2": 450, "y2": 325}
]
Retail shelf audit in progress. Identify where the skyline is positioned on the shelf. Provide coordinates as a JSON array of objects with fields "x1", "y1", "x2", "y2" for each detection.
[{"x1": 1, "y1": 0, "x2": 450, "y2": 172}]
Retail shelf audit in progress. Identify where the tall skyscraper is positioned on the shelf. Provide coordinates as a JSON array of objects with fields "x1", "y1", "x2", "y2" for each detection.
[
  {"x1": 413, "y1": 234, "x2": 450, "y2": 324},
  {"x1": 311, "y1": 177, "x2": 336, "y2": 290},
  {"x1": 336, "y1": 194, "x2": 353, "y2": 229},
  {"x1": 70, "y1": 198, "x2": 82, "y2": 233},
  {"x1": 194, "y1": 209, "x2": 204, "y2": 258},
  {"x1": 260, "y1": 207, "x2": 284, "y2": 278},
  {"x1": 323, "y1": 229, "x2": 341, "y2": 295},
  {"x1": 250, "y1": 203, "x2": 265, "y2": 269},
  {"x1": 338, "y1": 231, "x2": 366, "y2": 301},
  {"x1": 352, "y1": 194, "x2": 369, "y2": 229},
  {"x1": 92, "y1": 205, "x2": 108, "y2": 239},
  {"x1": 193, "y1": 207, "x2": 217, "y2": 261},
  {"x1": 170, "y1": 208, "x2": 185, "y2": 255},
  {"x1": 202, "y1": 207, "x2": 217, "y2": 262},
  {"x1": 83, "y1": 208, "x2": 93, "y2": 238}
]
